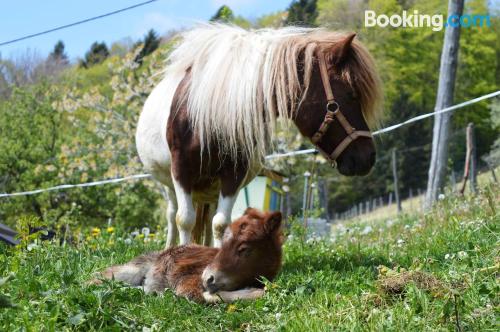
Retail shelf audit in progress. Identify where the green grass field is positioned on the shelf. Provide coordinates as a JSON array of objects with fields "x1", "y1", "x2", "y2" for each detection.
[{"x1": 1, "y1": 184, "x2": 498, "y2": 331}]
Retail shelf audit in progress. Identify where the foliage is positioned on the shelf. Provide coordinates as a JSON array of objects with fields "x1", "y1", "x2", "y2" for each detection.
[
  {"x1": 209, "y1": 5, "x2": 251, "y2": 28},
  {"x1": 286, "y1": 0, "x2": 318, "y2": 26},
  {"x1": 0, "y1": 184, "x2": 497, "y2": 330},
  {"x1": 80, "y1": 42, "x2": 109, "y2": 68},
  {"x1": 134, "y1": 29, "x2": 161, "y2": 65},
  {"x1": 49, "y1": 40, "x2": 68, "y2": 65},
  {"x1": 210, "y1": 5, "x2": 235, "y2": 23},
  {"x1": 1, "y1": 0, "x2": 499, "y2": 225},
  {"x1": 0, "y1": 43, "x2": 171, "y2": 229},
  {"x1": 256, "y1": 11, "x2": 287, "y2": 28}
]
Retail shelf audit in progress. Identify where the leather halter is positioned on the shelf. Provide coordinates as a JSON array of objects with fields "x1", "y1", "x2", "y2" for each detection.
[{"x1": 311, "y1": 52, "x2": 372, "y2": 167}]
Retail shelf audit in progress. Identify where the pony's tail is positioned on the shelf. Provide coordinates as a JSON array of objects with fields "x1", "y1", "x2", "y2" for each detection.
[
  {"x1": 88, "y1": 252, "x2": 160, "y2": 286},
  {"x1": 192, "y1": 203, "x2": 212, "y2": 246}
]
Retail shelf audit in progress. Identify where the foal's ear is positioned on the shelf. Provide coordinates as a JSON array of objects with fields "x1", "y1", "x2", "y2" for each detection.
[
  {"x1": 329, "y1": 33, "x2": 356, "y2": 66},
  {"x1": 264, "y1": 211, "x2": 282, "y2": 234}
]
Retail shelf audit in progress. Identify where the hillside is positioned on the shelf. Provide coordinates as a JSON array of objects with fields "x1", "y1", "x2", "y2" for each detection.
[{"x1": 1, "y1": 184, "x2": 497, "y2": 330}]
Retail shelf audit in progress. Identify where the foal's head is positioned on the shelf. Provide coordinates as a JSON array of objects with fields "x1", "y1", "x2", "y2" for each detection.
[
  {"x1": 293, "y1": 33, "x2": 382, "y2": 176},
  {"x1": 202, "y1": 208, "x2": 283, "y2": 294}
]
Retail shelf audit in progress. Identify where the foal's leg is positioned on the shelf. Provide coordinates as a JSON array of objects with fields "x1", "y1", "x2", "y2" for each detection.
[
  {"x1": 164, "y1": 186, "x2": 178, "y2": 248},
  {"x1": 173, "y1": 178, "x2": 196, "y2": 245},
  {"x1": 202, "y1": 288, "x2": 265, "y2": 303}
]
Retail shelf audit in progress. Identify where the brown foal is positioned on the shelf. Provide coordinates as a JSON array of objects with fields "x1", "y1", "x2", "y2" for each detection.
[{"x1": 90, "y1": 208, "x2": 283, "y2": 303}]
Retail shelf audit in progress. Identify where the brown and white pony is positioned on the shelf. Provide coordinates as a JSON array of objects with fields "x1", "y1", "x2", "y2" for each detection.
[
  {"x1": 91, "y1": 208, "x2": 283, "y2": 303},
  {"x1": 135, "y1": 24, "x2": 382, "y2": 247}
]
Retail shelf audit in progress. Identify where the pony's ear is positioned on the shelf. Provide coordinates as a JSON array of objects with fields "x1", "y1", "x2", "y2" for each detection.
[
  {"x1": 244, "y1": 207, "x2": 265, "y2": 220},
  {"x1": 329, "y1": 33, "x2": 356, "y2": 66},
  {"x1": 264, "y1": 211, "x2": 282, "y2": 234}
]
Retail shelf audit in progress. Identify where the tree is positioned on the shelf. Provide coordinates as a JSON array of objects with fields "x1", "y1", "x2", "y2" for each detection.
[
  {"x1": 210, "y1": 5, "x2": 234, "y2": 23},
  {"x1": 425, "y1": 0, "x2": 464, "y2": 210},
  {"x1": 49, "y1": 40, "x2": 68, "y2": 64},
  {"x1": 286, "y1": 0, "x2": 318, "y2": 26},
  {"x1": 134, "y1": 29, "x2": 161, "y2": 64},
  {"x1": 80, "y1": 42, "x2": 109, "y2": 68}
]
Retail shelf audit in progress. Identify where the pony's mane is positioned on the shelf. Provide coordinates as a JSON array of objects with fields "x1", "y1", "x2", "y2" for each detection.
[{"x1": 165, "y1": 23, "x2": 382, "y2": 164}]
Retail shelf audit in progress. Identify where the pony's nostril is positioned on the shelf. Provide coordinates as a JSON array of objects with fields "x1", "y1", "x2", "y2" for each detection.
[{"x1": 207, "y1": 275, "x2": 215, "y2": 285}]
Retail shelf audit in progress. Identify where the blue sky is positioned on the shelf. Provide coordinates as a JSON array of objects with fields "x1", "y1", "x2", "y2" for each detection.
[{"x1": 0, "y1": 0, "x2": 291, "y2": 61}]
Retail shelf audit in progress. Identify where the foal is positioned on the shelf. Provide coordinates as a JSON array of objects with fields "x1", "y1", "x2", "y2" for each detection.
[{"x1": 91, "y1": 208, "x2": 283, "y2": 303}]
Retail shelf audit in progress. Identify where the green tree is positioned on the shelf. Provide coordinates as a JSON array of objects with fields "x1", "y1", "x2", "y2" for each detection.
[
  {"x1": 80, "y1": 42, "x2": 109, "y2": 68},
  {"x1": 49, "y1": 40, "x2": 68, "y2": 64},
  {"x1": 286, "y1": 0, "x2": 318, "y2": 26},
  {"x1": 210, "y1": 5, "x2": 234, "y2": 23},
  {"x1": 134, "y1": 29, "x2": 161, "y2": 65}
]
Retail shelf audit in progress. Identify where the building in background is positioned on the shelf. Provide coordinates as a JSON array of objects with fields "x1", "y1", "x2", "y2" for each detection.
[{"x1": 231, "y1": 169, "x2": 286, "y2": 219}]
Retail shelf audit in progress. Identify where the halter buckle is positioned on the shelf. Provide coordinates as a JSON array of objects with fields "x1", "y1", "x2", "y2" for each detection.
[{"x1": 326, "y1": 101, "x2": 339, "y2": 113}]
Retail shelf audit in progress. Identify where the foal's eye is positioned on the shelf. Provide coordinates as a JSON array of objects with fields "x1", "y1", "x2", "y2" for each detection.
[{"x1": 237, "y1": 245, "x2": 250, "y2": 255}]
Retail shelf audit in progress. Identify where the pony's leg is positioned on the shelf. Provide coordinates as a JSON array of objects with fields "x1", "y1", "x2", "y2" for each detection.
[
  {"x1": 203, "y1": 203, "x2": 215, "y2": 247},
  {"x1": 164, "y1": 186, "x2": 178, "y2": 248},
  {"x1": 212, "y1": 193, "x2": 238, "y2": 248},
  {"x1": 173, "y1": 179, "x2": 196, "y2": 245}
]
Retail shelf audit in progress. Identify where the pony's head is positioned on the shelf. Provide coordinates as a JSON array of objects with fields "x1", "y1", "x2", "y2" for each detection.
[
  {"x1": 201, "y1": 208, "x2": 283, "y2": 294},
  {"x1": 292, "y1": 33, "x2": 382, "y2": 176}
]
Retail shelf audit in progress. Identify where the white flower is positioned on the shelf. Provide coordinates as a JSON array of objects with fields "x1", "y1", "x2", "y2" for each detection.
[
  {"x1": 396, "y1": 239, "x2": 405, "y2": 246},
  {"x1": 131, "y1": 231, "x2": 139, "y2": 238},
  {"x1": 124, "y1": 238, "x2": 132, "y2": 245},
  {"x1": 275, "y1": 313, "x2": 282, "y2": 320},
  {"x1": 27, "y1": 243, "x2": 38, "y2": 251},
  {"x1": 361, "y1": 226, "x2": 373, "y2": 235},
  {"x1": 404, "y1": 224, "x2": 411, "y2": 230},
  {"x1": 141, "y1": 227, "x2": 150, "y2": 237},
  {"x1": 445, "y1": 253, "x2": 455, "y2": 260},
  {"x1": 457, "y1": 251, "x2": 468, "y2": 259},
  {"x1": 438, "y1": 194, "x2": 445, "y2": 200}
]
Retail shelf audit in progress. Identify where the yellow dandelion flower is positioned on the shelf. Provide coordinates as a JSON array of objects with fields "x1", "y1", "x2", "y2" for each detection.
[
  {"x1": 227, "y1": 304, "x2": 237, "y2": 313},
  {"x1": 106, "y1": 227, "x2": 115, "y2": 234},
  {"x1": 148, "y1": 233, "x2": 155, "y2": 238},
  {"x1": 138, "y1": 234, "x2": 145, "y2": 239},
  {"x1": 91, "y1": 227, "x2": 101, "y2": 236}
]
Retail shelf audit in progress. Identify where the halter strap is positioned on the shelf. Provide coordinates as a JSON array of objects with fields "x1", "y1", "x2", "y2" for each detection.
[{"x1": 311, "y1": 51, "x2": 372, "y2": 166}]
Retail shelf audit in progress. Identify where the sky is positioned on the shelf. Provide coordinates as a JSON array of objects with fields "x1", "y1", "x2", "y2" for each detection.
[{"x1": 0, "y1": 0, "x2": 291, "y2": 61}]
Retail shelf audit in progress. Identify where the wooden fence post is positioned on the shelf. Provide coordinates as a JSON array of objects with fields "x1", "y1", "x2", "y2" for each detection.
[
  {"x1": 424, "y1": 0, "x2": 464, "y2": 210},
  {"x1": 460, "y1": 123, "x2": 477, "y2": 194},
  {"x1": 469, "y1": 123, "x2": 477, "y2": 193},
  {"x1": 302, "y1": 171, "x2": 311, "y2": 223},
  {"x1": 392, "y1": 148, "x2": 402, "y2": 212}
]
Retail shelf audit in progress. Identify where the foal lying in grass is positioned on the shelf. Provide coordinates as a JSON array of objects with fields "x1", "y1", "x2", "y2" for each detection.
[{"x1": 91, "y1": 208, "x2": 283, "y2": 303}]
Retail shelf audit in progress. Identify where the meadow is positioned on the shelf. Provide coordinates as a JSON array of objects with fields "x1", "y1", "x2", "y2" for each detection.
[{"x1": 0, "y1": 184, "x2": 498, "y2": 331}]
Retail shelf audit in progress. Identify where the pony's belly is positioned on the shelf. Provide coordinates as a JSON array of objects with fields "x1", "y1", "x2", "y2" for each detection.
[
  {"x1": 136, "y1": 74, "x2": 184, "y2": 188},
  {"x1": 192, "y1": 182, "x2": 220, "y2": 203}
]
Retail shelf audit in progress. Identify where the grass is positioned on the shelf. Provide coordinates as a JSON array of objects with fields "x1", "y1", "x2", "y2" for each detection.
[
  {"x1": 0, "y1": 184, "x2": 499, "y2": 331},
  {"x1": 343, "y1": 166, "x2": 500, "y2": 224}
]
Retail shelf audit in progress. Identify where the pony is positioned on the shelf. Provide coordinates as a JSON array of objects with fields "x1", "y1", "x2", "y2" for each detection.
[
  {"x1": 90, "y1": 208, "x2": 283, "y2": 303},
  {"x1": 136, "y1": 24, "x2": 382, "y2": 247}
]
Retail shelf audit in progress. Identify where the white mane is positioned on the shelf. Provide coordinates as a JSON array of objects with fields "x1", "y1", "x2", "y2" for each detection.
[{"x1": 165, "y1": 24, "x2": 380, "y2": 164}]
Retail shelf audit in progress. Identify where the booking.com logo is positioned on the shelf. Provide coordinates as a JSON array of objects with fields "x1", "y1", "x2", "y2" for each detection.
[{"x1": 365, "y1": 10, "x2": 491, "y2": 31}]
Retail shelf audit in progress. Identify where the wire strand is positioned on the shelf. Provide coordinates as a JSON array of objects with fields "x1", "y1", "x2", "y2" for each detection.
[{"x1": 0, "y1": 0, "x2": 159, "y2": 47}]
